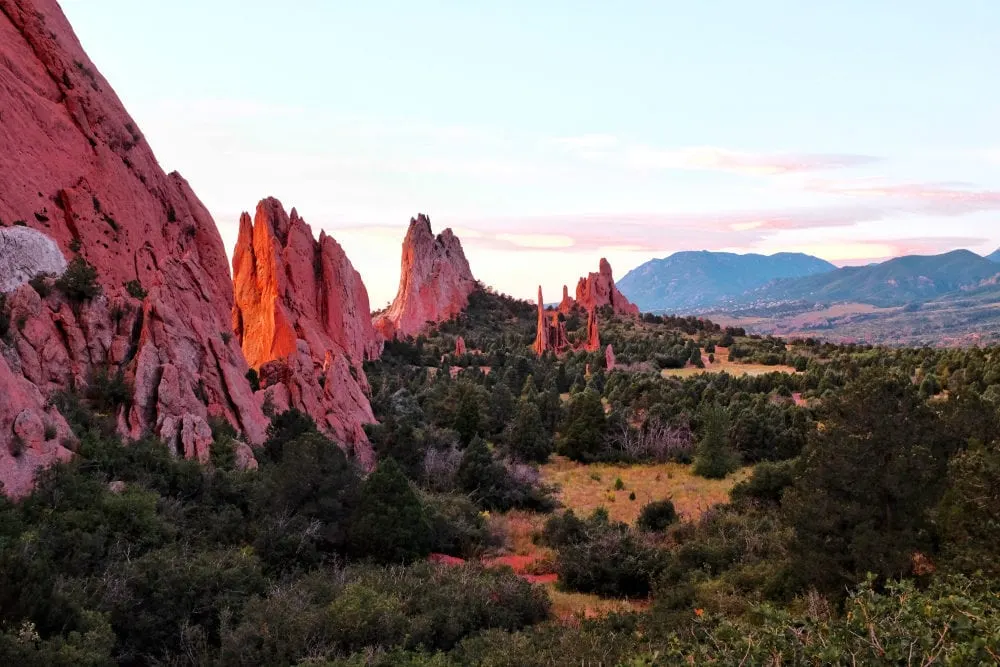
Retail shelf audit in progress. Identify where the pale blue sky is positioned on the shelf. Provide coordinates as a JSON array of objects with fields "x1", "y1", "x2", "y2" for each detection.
[{"x1": 62, "y1": 1, "x2": 1000, "y2": 304}]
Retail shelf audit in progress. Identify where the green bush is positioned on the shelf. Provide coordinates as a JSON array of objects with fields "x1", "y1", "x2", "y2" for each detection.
[
  {"x1": 544, "y1": 510, "x2": 665, "y2": 597},
  {"x1": 29, "y1": 272, "x2": 53, "y2": 297},
  {"x1": 55, "y1": 257, "x2": 101, "y2": 303},
  {"x1": 636, "y1": 500, "x2": 678, "y2": 532},
  {"x1": 455, "y1": 437, "x2": 553, "y2": 512},
  {"x1": 422, "y1": 492, "x2": 495, "y2": 558},
  {"x1": 262, "y1": 409, "x2": 317, "y2": 463},
  {"x1": 730, "y1": 459, "x2": 796, "y2": 505},
  {"x1": 255, "y1": 431, "x2": 361, "y2": 571},
  {"x1": 245, "y1": 367, "x2": 260, "y2": 392},
  {"x1": 85, "y1": 367, "x2": 131, "y2": 413},
  {"x1": 348, "y1": 458, "x2": 433, "y2": 564},
  {"x1": 124, "y1": 279, "x2": 147, "y2": 300},
  {"x1": 220, "y1": 563, "x2": 549, "y2": 661}
]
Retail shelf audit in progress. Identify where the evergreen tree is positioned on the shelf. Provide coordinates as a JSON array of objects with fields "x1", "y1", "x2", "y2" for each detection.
[
  {"x1": 693, "y1": 404, "x2": 739, "y2": 479},
  {"x1": 453, "y1": 390, "x2": 483, "y2": 445},
  {"x1": 347, "y1": 458, "x2": 432, "y2": 564},
  {"x1": 783, "y1": 371, "x2": 951, "y2": 594},
  {"x1": 557, "y1": 390, "x2": 607, "y2": 462},
  {"x1": 505, "y1": 399, "x2": 552, "y2": 463}
]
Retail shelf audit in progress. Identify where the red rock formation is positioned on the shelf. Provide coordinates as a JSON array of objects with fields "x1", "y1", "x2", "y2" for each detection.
[
  {"x1": 455, "y1": 336, "x2": 467, "y2": 356},
  {"x1": 605, "y1": 344, "x2": 616, "y2": 371},
  {"x1": 585, "y1": 309, "x2": 600, "y2": 352},
  {"x1": 232, "y1": 199, "x2": 379, "y2": 465},
  {"x1": 558, "y1": 285, "x2": 575, "y2": 314},
  {"x1": 374, "y1": 215, "x2": 477, "y2": 340},
  {"x1": 0, "y1": 0, "x2": 264, "y2": 493},
  {"x1": 575, "y1": 259, "x2": 640, "y2": 316},
  {"x1": 532, "y1": 287, "x2": 572, "y2": 356},
  {"x1": 532, "y1": 287, "x2": 550, "y2": 356},
  {"x1": 550, "y1": 313, "x2": 570, "y2": 352}
]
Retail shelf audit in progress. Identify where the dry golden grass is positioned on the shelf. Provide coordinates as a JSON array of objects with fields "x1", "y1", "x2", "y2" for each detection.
[
  {"x1": 660, "y1": 346, "x2": 798, "y2": 378},
  {"x1": 547, "y1": 588, "x2": 650, "y2": 621},
  {"x1": 541, "y1": 456, "x2": 750, "y2": 524},
  {"x1": 488, "y1": 510, "x2": 549, "y2": 556}
]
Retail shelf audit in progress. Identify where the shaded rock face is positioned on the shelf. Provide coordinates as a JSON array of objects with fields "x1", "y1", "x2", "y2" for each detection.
[
  {"x1": 232, "y1": 199, "x2": 378, "y2": 465},
  {"x1": 374, "y1": 215, "x2": 477, "y2": 340},
  {"x1": 0, "y1": 227, "x2": 67, "y2": 292},
  {"x1": 605, "y1": 344, "x2": 616, "y2": 371},
  {"x1": 0, "y1": 0, "x2": 264, "y2": 493},
  {"x1": 574, "y1": 259, "x2": 640, "y2": 316},
  {"x1": 455, "y1": 336, "x2": 467, "y2": 356}
]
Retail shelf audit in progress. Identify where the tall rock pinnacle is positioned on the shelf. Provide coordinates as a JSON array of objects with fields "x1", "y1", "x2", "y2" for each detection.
[
  {"x1": 373, "y1": 214, "x2": 477, "y2": 340},
  {"x1": 0, "y1": 0, "x2": 264, "y2": 493},
  {"x1": 232, "y1": 199, "x2": 380, "y2": 465}
]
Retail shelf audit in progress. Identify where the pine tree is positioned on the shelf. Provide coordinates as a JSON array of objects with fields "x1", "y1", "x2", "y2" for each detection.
[
  {"x1": 453, "y1": 391, "x2": 482, "y2": 445},
  {"x1": 506, "y1": 399, "x2": 553, "y2": 463},
  {"x1": 557, "y1": 390, "x2": 607, "y2": 462},
  {"x1": 347, "y1": 458, "x2": 432, "y2": 564},
  {"x1": 693, "y1": 404, "x2": 739, "y2": 479}
]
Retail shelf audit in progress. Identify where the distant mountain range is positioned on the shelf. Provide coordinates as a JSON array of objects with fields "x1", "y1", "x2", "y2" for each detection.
[
  {"x1": 618, "y1": 249, "x2": 1000, "y2": 313},
  {"x1": 616, "y1": 251, "x2": 835, "y2": 312},
  {"x1": 730, "y1": 249, "x2": 1000, "y2": 309}
]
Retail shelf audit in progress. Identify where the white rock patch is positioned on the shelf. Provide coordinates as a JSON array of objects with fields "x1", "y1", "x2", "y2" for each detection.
[{"x1": 0, "y1": 226, "x2": 67, "y2": 292}]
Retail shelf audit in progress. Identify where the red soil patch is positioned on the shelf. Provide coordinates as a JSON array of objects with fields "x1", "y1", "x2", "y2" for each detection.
[
  {"x1": 485, "y1": 554, "x2": 538, "y2": 574},
  {"x1": 429, "y1": 553, "x2": 466, "y2": 566},
  {"x1": 430, "y1": 553, "x2": 557, "y2": 583}
]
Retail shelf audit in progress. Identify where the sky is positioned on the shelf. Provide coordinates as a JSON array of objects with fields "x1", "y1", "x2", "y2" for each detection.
[{"x1": 61, "y1": 0, "x2": 1000, "y2": 306}]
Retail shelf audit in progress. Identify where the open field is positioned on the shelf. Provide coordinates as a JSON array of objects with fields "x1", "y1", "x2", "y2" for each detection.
[
  {"x1": 540, "y1": 456, "x2": 749, "y2": 524},
  {"x1": 660, "y1": 346, "x2": 798, "y2": 379},
  {"x1": 475, "y1": 460, "x2": 747, "y2": 620}
]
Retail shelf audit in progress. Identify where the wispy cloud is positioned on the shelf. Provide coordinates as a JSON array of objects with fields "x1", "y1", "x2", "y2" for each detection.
[
  {"x1": 624, "y1": 146, "x2": 881, "y2": 175},
  {"x1": 552, "y1": 137, "x2": 881, "y2": 175},
  {"x1": 809, "y1": 180, "x2": 1000, "y2": 215},
  {"x1": 376, "y1": 205, "x2": 887, "y2": 254}
]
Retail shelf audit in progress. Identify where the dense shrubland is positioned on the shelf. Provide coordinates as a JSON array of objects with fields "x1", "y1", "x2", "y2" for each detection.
[{"x1": 2, "y1": 288, "x2": 1000, "y2": 663}]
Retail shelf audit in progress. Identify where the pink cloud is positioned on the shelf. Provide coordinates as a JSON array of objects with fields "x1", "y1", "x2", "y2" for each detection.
[
  {"x1": 552, "y1": 138, "x2": 880, "y2": 175},
  {"x1": 809, "y1": 181, "x2": 1000, "y2": 215},
  {"x1": 436, "y1": 206, "x2": 884, "y2": 253},
  {"x1": 624, "y1": 146, "x2": 881, "y2": 175}
]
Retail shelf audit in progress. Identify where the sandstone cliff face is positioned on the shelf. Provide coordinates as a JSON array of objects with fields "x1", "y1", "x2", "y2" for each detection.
[
  {"x1": 0, "y1": 0, "x2": 265, "y2": 493},
  {"x1": 574, "y1": 259, "x2": 640, "y2": 316},
  {"x1": 374, "y1": 215, "x2": 477, "y2": 340},
  {"x1": 232, "y1": 199, "x2": 378, "y2": 466},
  {"x1": 605, "y1": 344, "x2": 616, "y2": 371}
]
